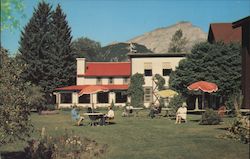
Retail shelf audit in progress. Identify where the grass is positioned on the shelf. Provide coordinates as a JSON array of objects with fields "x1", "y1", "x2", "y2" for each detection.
[{"x1": 1, "y1": 109, "x2": 249, "y2": 159}]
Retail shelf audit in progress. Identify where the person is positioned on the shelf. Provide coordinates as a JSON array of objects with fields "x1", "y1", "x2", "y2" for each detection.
[
  {"x1": 175, "y1": 102, "x2": 187, "y2": 124},
  {"x1": 218, "y1": 104, "x2": 227, "y2": 118},
  {"x1": 149, "y1": 103, "x2": 161, "y2": 119},
  {"x1": 100, "y1": 106, "x2": 115, "y2": 125},
  {"x1": 71, "y1": 105, "x2": 84, "y2": 126}
]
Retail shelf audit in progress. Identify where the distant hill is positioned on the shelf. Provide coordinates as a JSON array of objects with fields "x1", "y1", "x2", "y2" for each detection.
[
  {"x1": 128, "y1": 21, "x2": 207, "y2": 53},
  {"x1": 100, "y1": 42, "x2": 152, "y2": 62}
]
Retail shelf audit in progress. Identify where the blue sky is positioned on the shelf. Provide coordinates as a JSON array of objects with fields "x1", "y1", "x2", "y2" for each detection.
[{"x1": 1, "y1": 0, "x2": 250, "y2": 54}]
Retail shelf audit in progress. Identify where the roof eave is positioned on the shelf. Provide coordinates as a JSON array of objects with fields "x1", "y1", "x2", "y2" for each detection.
[{"x1": 233, "y1": 16, "x2": 250, "y2": 28}]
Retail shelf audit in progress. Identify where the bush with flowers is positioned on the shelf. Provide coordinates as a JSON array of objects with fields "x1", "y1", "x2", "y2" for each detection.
[{"x1": 24, "y1": 128, "x2": 108, "y2": 159}]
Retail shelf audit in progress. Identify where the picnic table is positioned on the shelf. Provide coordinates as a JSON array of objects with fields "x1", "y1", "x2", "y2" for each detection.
[{"x1": 82, "y1": 112, "x2": 104, "y2": 126}]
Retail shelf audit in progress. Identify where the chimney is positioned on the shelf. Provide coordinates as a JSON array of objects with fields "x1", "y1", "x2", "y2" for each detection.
[{"x1": 76, "y1": 58, "x2": 86, "y2": 75}]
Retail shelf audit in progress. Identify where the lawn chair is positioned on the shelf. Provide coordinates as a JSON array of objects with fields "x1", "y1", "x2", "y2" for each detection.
[{"x1": 106, "y1": 117, "x2": 115, "y2": 125}]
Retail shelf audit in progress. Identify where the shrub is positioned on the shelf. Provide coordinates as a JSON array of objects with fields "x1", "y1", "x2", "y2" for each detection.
[
  {"x1": 45, "y1": 104, "x2": 56, "y2": 111},
  {"x1": 24, "y1": 129, "x2": 108, "y2": 159},
  {"x1": 200, "y1": 108, "x2": 221, "y2": 125},
  {"x1": 168, "y1": 95, "x2": 185, "y2": 113},
  {"x1": 226, "y1": 115, "x2": 250, "y2": 144}
]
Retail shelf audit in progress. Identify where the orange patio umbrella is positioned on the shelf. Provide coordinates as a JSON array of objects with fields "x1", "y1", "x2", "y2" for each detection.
[
  {"x1": 187, "y1": 81, "x2": 218, "y2": 109},
  {"x1": 78, "y1": 85, "x2": 109, "y2": 111}
]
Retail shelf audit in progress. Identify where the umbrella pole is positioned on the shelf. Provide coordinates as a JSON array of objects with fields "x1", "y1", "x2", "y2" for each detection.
[
  {"x1": 91, "y1": 94, "x2": 94, "y2": 113},
  {"x1": 195, "y1": 97, "x2": 199, "y2": 110},
  {"x1": 202, "y1": 92, "x2": 205, "y2": 109}
]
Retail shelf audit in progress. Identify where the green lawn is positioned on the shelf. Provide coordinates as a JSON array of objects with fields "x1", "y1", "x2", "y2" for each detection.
[{"x1": 1, "y1": 109, "x2": 249, "y2": 159}]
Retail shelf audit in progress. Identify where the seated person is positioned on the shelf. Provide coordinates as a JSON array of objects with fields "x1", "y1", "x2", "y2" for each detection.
[
  {"x1": 71, "y1": 105, "x2": 84, "y2": 126},
  {"x1": 149, "y1": 103, "x2": 161, "y2": 119},
  {"x1": 218, "y1": 104, "x2": 227, "y2": 118},
  {"x1": 87, "y1": 107, "x2": 93, "y2": 113},
  {"x1": 175, "y1": 103, "x2": 187, "y2": 124},
  {"x1": 100, "y1": 106, "x2": 115, "y2": 125},
  {"x1": 122, "y1": 106, "x2": 133, "y2": 117}
]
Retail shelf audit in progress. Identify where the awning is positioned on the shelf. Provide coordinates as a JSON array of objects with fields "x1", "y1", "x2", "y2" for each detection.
[
  {"x1": 78, "y1": 85, "x2": 108, "y2": 96},
  {"x1": 55, "y1": 84, "x2": 129, "y2": 91}
]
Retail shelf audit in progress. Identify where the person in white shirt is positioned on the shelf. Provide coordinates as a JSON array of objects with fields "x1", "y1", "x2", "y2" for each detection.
[
  {"x1": 105, "y1": 107, "x2": 114, "y2": 119},
  {"x1": 175, "y1": 103, "x2": 187, "y2": 124},
  {"x1": 100, "y1": 107, "x2": 114, "y2": 125}
]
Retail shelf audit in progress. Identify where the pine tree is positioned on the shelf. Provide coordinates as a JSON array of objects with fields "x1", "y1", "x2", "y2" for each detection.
[
  {"x1": 19, "y1": 2, "x2": 75, "y2": 104},
  {"x1": 49, "y1": 4, "x2": 76, "y2": 90},
  {"x1": 19, "y1": 1, "x2": 52, "y2": 91}
]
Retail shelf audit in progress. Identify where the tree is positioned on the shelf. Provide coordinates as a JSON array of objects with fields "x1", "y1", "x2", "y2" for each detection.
[
  {"x1": 127, "y1": 73, "x2": 145, "y2": 107},
  {"x1": 19, "y1": 2, "x2": 75, "y2": 104},
  {"x1": 169, "y1": 42, "x2": 241, "y2": 103},
  {"x1": 19, "y1": 1, "x2": 52, "y2": 102},
  {"x1": 72, "y1": 37, "x2": 102, "y2": 61},
  {"x1": 168, "y1": 29, "x2": 188, "y2": 53},
  {"x1": 0, "y1": 47, "x2": 44, "y2": 145},
  {"x1": 154, "y1": 74, "x2": 165, "y2": 91},
  {"x1": 1, "y1": 0, "x2": 25, "y2": 31},
  {"x1": 49, "y1": 4, "x2": 76, "y2": 90}
]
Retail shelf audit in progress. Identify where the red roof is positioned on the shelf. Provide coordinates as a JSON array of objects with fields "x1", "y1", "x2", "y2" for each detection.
[
  {"x1": 208, "y1": 23, "x2": 241, "y2": 43},
  {"x1": 55, "y1": 84, "x2": 129, "y2": 91},
  {"x1": 78, "y1": 62, "x2": 131, "y2": 77}
]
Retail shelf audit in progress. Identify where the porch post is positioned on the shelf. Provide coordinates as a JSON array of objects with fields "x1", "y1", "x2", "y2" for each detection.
[{"x1": 109, "y1": 92, "x2": 115, "y2": 105}]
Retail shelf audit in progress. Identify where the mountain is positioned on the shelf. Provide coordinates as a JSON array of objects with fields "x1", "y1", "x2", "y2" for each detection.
[
  {"x1": 128, "y1": 21, "x2": 207, "y2": 53},
  {"x1": 100, "y1": 42, "x2": 152, "y2": 62}
]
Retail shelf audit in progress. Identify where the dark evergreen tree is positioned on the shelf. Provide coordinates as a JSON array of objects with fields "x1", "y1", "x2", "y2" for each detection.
[
  {"x1": 50, "y1": 4, "x2": 75, "y2": 89},
  {"x1": 19, "y1": 1, "x2": 53, "y2": 103},
  {"x1": 19, "y1": 2, "x2": 75, "y2": 104},
  {"x1": 18, "y1": 2, "x2": 52, "y2": 81}
]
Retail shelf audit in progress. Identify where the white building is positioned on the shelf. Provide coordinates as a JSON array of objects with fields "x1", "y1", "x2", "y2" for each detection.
[{"x1": 54, "y1": 53, "x2": 186, "y2": 108}]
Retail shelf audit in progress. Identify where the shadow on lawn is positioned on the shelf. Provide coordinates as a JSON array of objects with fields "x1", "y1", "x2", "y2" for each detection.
[
  {"x1": 216, "y1": 127, "x2": 230, "y2": 131},
  {"x1": 189, "y1": 119, "x2": 201, "y2": 122},
  {"x1": 1, "y1": 151, "x2": 26, "y2": 159}
]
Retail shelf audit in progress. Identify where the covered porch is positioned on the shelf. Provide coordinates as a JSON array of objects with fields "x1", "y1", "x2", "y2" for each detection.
[{"x1": 54, "y1": 85, "x2": 129, "y2": 108}]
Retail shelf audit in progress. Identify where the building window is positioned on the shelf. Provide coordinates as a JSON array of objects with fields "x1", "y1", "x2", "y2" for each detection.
[
  {"x1": 60, "y1": 93, "x2": 72, "y2": 104},
  {"x1": 163, "y1": 69, "x2": 172, "y2": 76},
  {"x1": 162, "y1": 62, "x2": 172, "y2": 76},
  {"x1": 115, "y1": 91, "x2": 127, "y2": 103},
  {"x1": 144, "y1": 62, "x2": 152, "y2": 76},
  {"x1": 79, "y1": 94, "x2": 90, "y2": 103},
  {"x1": 123, "y1": 77, "x2": 129, "y2": 84},
  {"x1": 144, "y1": 69, "x2": 152, "y2": 76},
  {"x1": 96, "y1": 77, "x2": 102, "y2": 85},
  {"x1": 108, "y1": 77, "x2": 113, "y2": 84},
  {"x1": 144, "y1": 87, "x2": 152, "y2": 102},
  {"x1": 97, "y1": 92, "x2": 109, "y2": 103}
]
